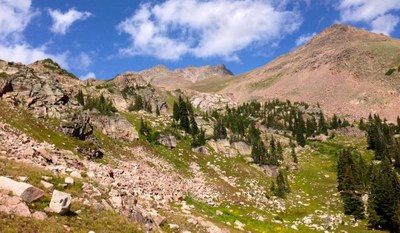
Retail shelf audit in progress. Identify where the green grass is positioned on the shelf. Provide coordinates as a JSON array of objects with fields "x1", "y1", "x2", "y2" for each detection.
[
  {"x1": 0, "y1": 101, "x2": 91, "y2": 154},
  {"x1": 0, "y1": 207, "x2": 140, "y2": 233},
  {"x1": 189, "y1": 75, "x2": 237, "y2": 93},
  {"x1": 248, "y1": 73, "x2": 282, "y2": 91},
  {"x1": 0, "y1": 158, "x2": 140, "y2": 233}
]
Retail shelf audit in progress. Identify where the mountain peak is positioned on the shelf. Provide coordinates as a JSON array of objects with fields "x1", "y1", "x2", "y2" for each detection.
[{"x1": 306, "y1": 24, "x2": 390, "y2": 47}]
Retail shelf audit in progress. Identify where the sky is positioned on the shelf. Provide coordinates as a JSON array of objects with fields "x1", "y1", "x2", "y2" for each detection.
[{"x1": 0, "y1": 0, "x2": 399, "y2": 80}]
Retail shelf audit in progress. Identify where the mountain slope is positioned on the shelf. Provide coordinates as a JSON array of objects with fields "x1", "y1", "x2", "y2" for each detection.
[
  {"x1": 192, "y1": 24, "x2": 400, "y2": 120},
  {"x1": 126, "y1": 64, "x2": 233, "y2": 90}
]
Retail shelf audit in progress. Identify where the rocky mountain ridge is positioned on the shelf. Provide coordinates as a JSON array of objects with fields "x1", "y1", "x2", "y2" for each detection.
[{"x1": 190, "y1": 24, "x2": 400, "y2": 121}]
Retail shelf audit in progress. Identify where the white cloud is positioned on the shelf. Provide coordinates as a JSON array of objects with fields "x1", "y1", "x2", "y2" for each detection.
[
  {"x1": 0, "y1": 43, "x2": 68, "y2": 67},
  {"x1": 371, "y1": 14, "x2": 400, "y2": 35},
  {"x1": 0, "y1": 0, "x2": 68, "y2": 67},
  {"x1": 0, "y1": 0, "x2": 36, "y2": 41},
  {"x1": 338, "y1": 0, "x2": 400, "y2": 35},
  {"x1": 48, "y1": 8, "x2": 92, "y2": 35},
  {"x1": 79, "y1": 72, "x2": 96, "y2": 80},
  {"x1": 295, "y1": 32, "x2": 316, "y2": 46},
  {"x1": 69, "y1": 52, "x2": 92, "y2": 70},
  {"x1": 117, "y1": 0, "x2": 302, "y2": 61}
]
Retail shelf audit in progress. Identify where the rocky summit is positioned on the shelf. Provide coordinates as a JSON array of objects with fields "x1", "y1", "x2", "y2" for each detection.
[{"x1": 1, "y1": 23, "x2": 400, "y2": 233}]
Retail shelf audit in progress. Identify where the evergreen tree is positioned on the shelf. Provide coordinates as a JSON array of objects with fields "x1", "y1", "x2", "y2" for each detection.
[
  {"x1": 274, "y1": 170, "x2": 290, "y2": 198},
  {"x1": 156, "y1": 105, "x2": 160, "y2": 116},
  {"x1": 173, "y1": 102, "x2": 179, "y2": 121},
  {"x1": 139, "y1": 117, "x2": 150, "y2": 136},
  {"x1": 277, "y1": 141, "x2": 283, "y2": 161},
  {"x1": 178, "y1": 96, "x2": 190, "y2": 133},
  {"x1": 291, "y1": 147, "x2": 298, "y2": 163},
  {"x1": 133, "y1": 95, "x2": 144, "y2": 111},
  {"x1": 190, "y1": 112, "x2": 199, "y2": 136},
  {"x1": 251, "y1": 138, "x2": 266, "y2": 165},
  {"x1": 75, "y1": 90, "x2": 85, "y2": 106},
  {"x1": 368, "y1": 157, "x2": 400, "y2": 232},
  {"x1": 337, "y1": 149, "x2": 367, "y2": 219},
  {"x1": 331, "y1": 114, "x2": 339, "y2": 129},
  {"x1": 318, "y1": 111, "x2": 328, "y2": 135},
  {"x1": 213, "y1": 119, "x2": 227, "y2": 140}
]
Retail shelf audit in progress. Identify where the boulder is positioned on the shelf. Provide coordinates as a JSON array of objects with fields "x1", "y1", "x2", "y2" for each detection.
[
  {"x1": 91, "y1": 114, "x2": 139, "y2": 142},
  {"x1": 32, "y1": 211, "x2": 48, "y2": 220},
  {"x1": 40, "y1": 180, "x2": 54, "y2": 189},
  {"x1": 260, "y1": 165, "x2": 279, "y2": 177},
  {"x1": 0, "y1": 176, "x2": 44, "y2": 202},
  {"x1": 232, "y1": 141, "x2": 252, "y2": 155},
  {"x1": 0, "y1": 191, "x2": 31, "y2": 217},
  {"x1": 192, "y1": 146, "x2": 207, "y2": 154},
  {"x1": 158, "y1": 134, "x2": 177, "y2": 149},
  {"x1": 49, "y1": 190, "x2": 71, "y2": 214},
  {"x1": 64, "y1": 177, "x2": 74, "y2": 185}
]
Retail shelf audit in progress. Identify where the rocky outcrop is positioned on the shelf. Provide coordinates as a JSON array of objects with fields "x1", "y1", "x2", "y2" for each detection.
[
  {"x1": 61, "y1": 113, "x2": 93, "y2": 140},
  {"x1": 191, "y1": 93, "x2": 236, "y2": 112},
  {"x1": 0, "y1": 63, "x2": 79, "y2": 119},
  {"x1": 0, "y1": 78, "x2": 12, "y2": 97},
  {"x1": 231, "y1": 141, "x2": 252, "y2": 155},
  {"x1": 49, "y1": 190, "x2": 71, "y2": 214},
  {"x1": 158, "y1": 134, "x2": 177, "y2": 149},
  {"x1": 207, "y1": 139, "x2": 238, "y2": 157},
  {"x1": 0, "y1": 176, "x2": 44, "y2": 202},
  {"x1": 91, "y1": 114, "x2": 139, "y2": 142}
]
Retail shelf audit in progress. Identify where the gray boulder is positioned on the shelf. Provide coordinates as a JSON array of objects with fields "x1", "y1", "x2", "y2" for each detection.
[
  {"x1": 232, "y1": 141, "x2": 252, "y2": 155},
  {"x1": 0, "y1": 176, "x2": 44, "y2": 202},
  {"x1": 49, "y1": 190, "x2": 71, "y2": 214},
  {"x1": 91, "y1": 114, "x2": 139, "y2": 142},
  {"x1": 0, "y1": 191, "x2": 31, "y2": 217},
  {"x1": 158, "y1": 134, "x2": 177, "y2": 149}
]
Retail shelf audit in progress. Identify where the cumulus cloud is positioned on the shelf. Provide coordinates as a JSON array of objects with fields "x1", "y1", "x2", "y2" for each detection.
[
  {"x1": 371, "y1": 14, "x2": 400, "y2": 35},
  {"x1": 79, "y1": 72, "x2": 96, "y2": 80},
  {"x1": 0, "y1": 43, "x2": 68, "y2": 67},
  {"x1": 0, "y1": 0, "x2": 36, "y2": 41},
  {"x1": 117, "y1": 0, "x2": 302, "y2": 61},
  {"x1": 48, "y1": 8, "x2": 92, "y2": 35},
  {"x1": 0, "y1": 0, "x2": 68, "y2": 66},
  {"x1": 69, "y1": 52, "x2": 93, "y2": 70},
  {"x1": 338, "y1": 0, "x2": 400, "y2": 35},
  {"x1": 295, "y1": 32, "x2": 316, "y2": 46}
]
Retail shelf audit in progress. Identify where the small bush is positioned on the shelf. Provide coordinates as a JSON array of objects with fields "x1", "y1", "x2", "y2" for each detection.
[{"x1": 385, "y1": 68, "x2": 396, "y2": 76}]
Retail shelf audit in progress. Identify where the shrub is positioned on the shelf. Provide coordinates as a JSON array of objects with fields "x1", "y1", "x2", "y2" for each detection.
[{"x1": 385, "y1": 68, "x2": 396, "y2": 76}]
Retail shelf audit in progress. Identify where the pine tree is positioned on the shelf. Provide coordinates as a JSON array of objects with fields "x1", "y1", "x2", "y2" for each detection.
[
  {"x1": 156, "y1": 105, "x2": 160, "y2": 116},
  {"x1": 75, "y1": 90, "x2": 85, "y2": 106},
  {"x1": 318, "y1": 111, "x2": 328, "y2": 135},
  {"x1": 173, "y1": 102, "x2": 179, "y2": 121},
  {"x1": 139, "y1": 117, "x2": 150, "y2": 136},
  {"x1": 296, "y1": 113, "x2": 306, "y2": 147},
  {"x1": 291, "y1": 147, "x2": 298, "y2": 163},
  {"x1": 133, "y1": 95, "x2": 144, "y2": 111},
  {"x1": 331, "y1": 114, "x2": 339, "y2": 129},
  {"x1": 275, "y1": 170, "x2": 290, "y2": 198},
  {"x1": 213, "y1": 119, "x2": 227, "y2": 140},
  {"x1": 368, "y1": 157, "x2": 400, "y2": 231},
  {"x1": 251, "y1": 138, "x2": 266, "y2": 165},
  {"x1": 337, "y1": 149, "x2": 367, "y2": 219},
  {"x1": 190, "y1": 112, "x2": 199, "y2": 136},
  {"x1": 277, "y1": 141, "x2": 283, "y2": 161}
]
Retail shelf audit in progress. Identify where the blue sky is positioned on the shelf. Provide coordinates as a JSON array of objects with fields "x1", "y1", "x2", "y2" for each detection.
[{"x1": 0, "y1": 0, "x2": 399, "y2": 80}]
